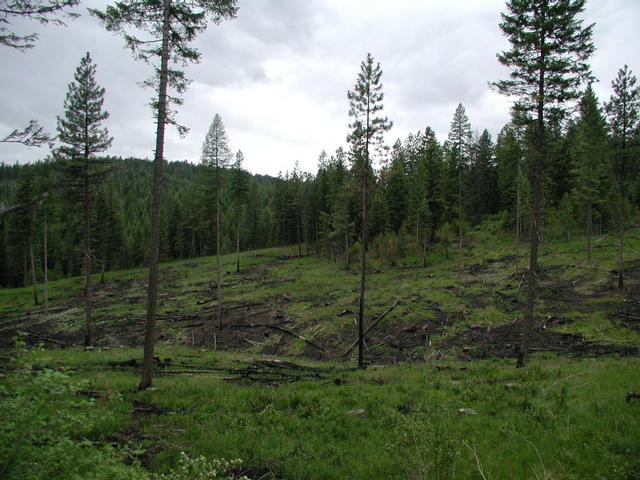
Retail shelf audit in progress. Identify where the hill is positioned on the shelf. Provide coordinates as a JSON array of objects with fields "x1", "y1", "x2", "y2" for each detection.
[
  {"x1": 1, "y1": 226, "x2": 640, "y2": 479},
  {"x1": 2, "y1": 224, "x2": 639, "y2": 358}
]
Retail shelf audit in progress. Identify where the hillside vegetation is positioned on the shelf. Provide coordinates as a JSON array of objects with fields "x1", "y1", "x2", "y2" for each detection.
[{"x1": 1, "y1": 226, "x2": 639, "y2": 479}]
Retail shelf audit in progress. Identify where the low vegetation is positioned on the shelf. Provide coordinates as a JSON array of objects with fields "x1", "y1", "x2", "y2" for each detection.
[{"x1": 1, "y1": 223, "x2": 639, "y2": 479}]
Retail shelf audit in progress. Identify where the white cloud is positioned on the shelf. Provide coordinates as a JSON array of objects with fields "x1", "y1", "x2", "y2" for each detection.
[{"x1": 1, "y1": 0, "x2": 639, "y2": 175}]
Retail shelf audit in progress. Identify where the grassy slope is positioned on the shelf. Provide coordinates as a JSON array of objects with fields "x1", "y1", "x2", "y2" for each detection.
[{"x1": 1, "y1": 226, "x2": 640, "y2": 479}]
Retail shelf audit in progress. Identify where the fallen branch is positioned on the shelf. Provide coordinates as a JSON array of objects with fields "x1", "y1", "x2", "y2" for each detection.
[
  {"x1": 265, "y1": 325, "x2": 325, "y2": 351},
  {"x1": 343, "y1": 297, "x2": 399, "y2": 357}
]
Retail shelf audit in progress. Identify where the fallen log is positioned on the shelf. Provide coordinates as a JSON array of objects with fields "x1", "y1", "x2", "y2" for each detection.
[
  {"x1": 265, "y1": 325, "x2": 325, "y2": 352},
  {"x1": 343, "y1": 297, "x2": 399, "y2": 357}
]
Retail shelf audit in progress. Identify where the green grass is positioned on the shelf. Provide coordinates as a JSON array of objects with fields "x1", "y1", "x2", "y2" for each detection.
[
  {"x1": 2, "y1": 225, "x2": 640, "y2": 478},
  {"x1": 2, "y1": 347, "x2": 639, "y2": 479}
]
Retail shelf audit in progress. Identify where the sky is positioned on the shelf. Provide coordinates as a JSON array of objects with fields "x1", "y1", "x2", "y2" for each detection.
[{"x1": 1, "y1": 0, "x2": 639, "y2": 177}]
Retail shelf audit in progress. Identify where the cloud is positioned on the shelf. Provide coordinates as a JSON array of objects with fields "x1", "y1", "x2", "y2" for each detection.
[{"x1": 1, "y1": 0, "x2": 639, "y2": 175}]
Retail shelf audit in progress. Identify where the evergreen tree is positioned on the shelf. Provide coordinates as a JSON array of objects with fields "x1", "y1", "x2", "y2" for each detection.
[
  {"x1": 56, "y1": 52, "x2": 112, "y2": 347},
  {"x1": 408, "y1": 127, "x2": 445, "y2": 264},
  {"x1": 495, "y1": 120, "x2": 529, "y2": 275},
  {"x1": 445, "y1": 103, "x2": 472, "y2": 270},
  {"x1": 493, "y1": 0, "x2": 594, "y2": 367},
  {"x1": 469, "y1": 129, "x2": 498, "y2": 225},
  {"x1": 92, "y1": 0, "x2": 238, "y2": 390},
  {"x1": 202, "y1": 113, "x2": 232, "y2": 331},
  {"x1": 230, "y1": 150, "x2": 249, "y2": 272},
  {"x1": 605, "y1": 65, "x2": 640, "y2": 288},
  {"x1": 571, "y1": 85, "x2": 608, "y2": 263},
  {"x1": 347, "y1": 52, "x2": 392, "y2": 368},
  {"x1": 384, "y1": 140, "x2": 407, "y2": 233}
]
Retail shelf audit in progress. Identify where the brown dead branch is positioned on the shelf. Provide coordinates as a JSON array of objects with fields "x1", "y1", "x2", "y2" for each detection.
[{"x1": 343, "y1": 297, "x2": 399, "y2": 357}]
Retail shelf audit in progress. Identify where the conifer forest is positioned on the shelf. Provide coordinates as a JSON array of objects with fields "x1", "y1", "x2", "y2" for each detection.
[{"x1": 1, "y1": 1, "x2": 639, "y2": 479}]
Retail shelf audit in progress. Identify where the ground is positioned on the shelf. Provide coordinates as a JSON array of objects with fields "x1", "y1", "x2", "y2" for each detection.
[{"x1": 1, "y1": 227, "x2": 639, "y2": 479}]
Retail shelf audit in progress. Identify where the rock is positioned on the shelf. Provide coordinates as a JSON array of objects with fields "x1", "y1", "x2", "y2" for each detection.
[
  {"x1": 347, "y1": 408, "x2": 365, "y2": 417},
  {"x1": 146, "y1": 386, "x2": 158, "y2": 392},
  {"x1": 457, "y1": 408, "x2": 477, "y2": 416}
]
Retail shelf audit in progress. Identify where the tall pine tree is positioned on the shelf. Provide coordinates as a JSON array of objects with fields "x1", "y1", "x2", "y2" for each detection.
[
  {"x1": 231, "y1": 149, "x2": 249, "y2": 272},
  {"x1": 91, "y1": 0, "x2": 238, "y2": 389},
  {"x1": 202, "y1": 113, "x2": 232, "y2": 331},
  {"x1": 445, "y1": 103, "x2": 472, "y2": 271},
  {"x1": 56, "y1": 52, "x2": 112, "y2": 347},
  {"x1": 493, "y1": 0, "x2": 594, "y2": 367},
  {"x1": 605, "y1": 65, "x2": 639, "y2": 288},
  {"x1": 571, "y1": 85, "x2": 608, "y2": 263},
  {"x1": 347, "y1": 52, "x2": 392, "y2": 368}
]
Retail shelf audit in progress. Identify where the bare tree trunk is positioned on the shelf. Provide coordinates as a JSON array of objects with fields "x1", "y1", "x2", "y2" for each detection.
[
  {"x1": 617, "y1": 185, "x2": 625, "y2": 289},
  {"x1": 83, "y1": 170, "x2": 92, "y2": 346},
  {"x1": 297, "y1": 212, "x2": 302, "y2": 257},
  {"x1": 422, "y1": 232, "x2": 427, "y2": 268},
  {"x1": 29, "y1": 232, "x2": 38, "y2": 306},
  {"x1": 345, "y1": 196, "x2": 350, "y2": 269},
  {"x1": 458, "y1": 166, "x2": 462, "y2": 272},
  {"x1": 43, "y1": 206, "x2": 48, "y2": 317},
  {"x1": 517, "y1": 72, "x2": 545, "y2": 369},
  {"x1": 236, "y1": 212, "x2": 240, "y2": 273},
  {"x1": 358, "y1": 176, "x2": 367, "y2": 368},
  {"x1": 216, "y1": 185, "x2": 222, "y2": 329},
  {"x1": 515, "y1": 157, "x2": 521, "y2": 276},
  {"x1": 139, "y1": 0, "x2": 171, "y2": 391},
  {"x1": 586, "y1": 202, "x2": 592, "y2": 263}
]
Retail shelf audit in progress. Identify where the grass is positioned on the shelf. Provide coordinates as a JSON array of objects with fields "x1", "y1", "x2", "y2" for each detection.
[
  {"x1": 1, "y1": 224, "x2": 640, "y2": 478},
  {"x1": 2, "y1": 346, "x2": 640, "y2": 479}
]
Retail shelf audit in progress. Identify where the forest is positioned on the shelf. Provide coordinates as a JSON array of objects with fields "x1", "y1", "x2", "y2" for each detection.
[
  {"x1": 1, "y1": 0, "x2": 640, "y2": 479},
  {"x1": 3, "y1": 85, "x2": 639, "y2": 288}
]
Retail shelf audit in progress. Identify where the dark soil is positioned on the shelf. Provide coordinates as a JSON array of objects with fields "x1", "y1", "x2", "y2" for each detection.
[{"x1": 445, "y1": 321, "x2": 638, "y2": 359}]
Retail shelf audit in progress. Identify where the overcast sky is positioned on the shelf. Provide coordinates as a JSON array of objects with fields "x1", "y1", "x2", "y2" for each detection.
[{"x1": 1, "y1": 0, "x2": 638, "y2": 176}]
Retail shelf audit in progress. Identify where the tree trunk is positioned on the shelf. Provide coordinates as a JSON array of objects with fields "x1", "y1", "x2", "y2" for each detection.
[
  {"x1": 297, "y1": 211, "x2": 302, "y2": 257},
  {"x1": 515, "y1": 157, "x2": 521, "y2": 276},
  {"x1": 139, "y1": 0, "x2": 171, "y2": 391},
  {"x1": 29, "y1": 231, "x2": 38, "y2": 306},
  {"x1": 358, "y1": 175, "x2": 367, "y2": 368},
  {"x1": 216, "y1": 184, "x2": 222, "y2": 329},
  {"x1": 43, "y1": 205, "x2": 48, "y2": 317},
  {"x1": 422, "y1": 232, "x2": 427, "y2": 268},
  {"x1": 517, "y1": 63, "x2": 545, "y2": 369},
  {"x1": 617, "y1": 184, "x2": 625, "y2": 289},
  {"x1": 236, "y1": 212, "x2": 240, "y2": 273},
  {"x1": 586, "y1": 202, "x2": 592, "y2": 263},
  {"x1": 458, "y1": 166, "x2": 463, "y2": 272},
  {"x1": 345, "y1": 196, "x2": 350, "y2": 269},
  {"x1": 84, "y1": 166, "x2": 92, "y2": 346}
]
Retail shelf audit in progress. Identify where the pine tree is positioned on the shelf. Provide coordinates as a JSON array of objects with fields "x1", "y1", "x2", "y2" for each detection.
[
  {"x1": 408, "y1": 127, "x2": 445, "y2": 265},
  {"x1": 230, "y1": 150, "x2": 249, "y2": 272},
  {"x1": 605, "y1": 65, "x2": 640, "y2": 289},
  {"x1": 202, "y1": 113, "x2": 232, "y2": 331},
  {"x1": 445, "y1": 103, "x2": 472, "y2": 271},
  {"x1": 56, "y1": 52, "x2": 112, "y2": 347},
  {"x1": 347, "y1": 52, "x2": 392, "y2": 368},
  {"x1": 571, "y1": 85, "x2": 608, "y2": 263},
  {"x1": 493, "y1": 0, "x2": 594, "y2": 367},
  {"x1": 384, "y1": 140, "x2": 407, "y2": 234},
  {"x1": 91, "y1": 0, "x2": 238, "y2": 390},
  {"x1": 469, "y1": 130, "x2": 498, "y2": 225}
]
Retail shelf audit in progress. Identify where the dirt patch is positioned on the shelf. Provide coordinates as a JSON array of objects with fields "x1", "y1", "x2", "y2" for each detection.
[
  {"x1": 445, "y1": 321, "x2": 638, "y2": 358},
  {"x1": 609, "y1": 299, "x2": 640, "y2": 332}
]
